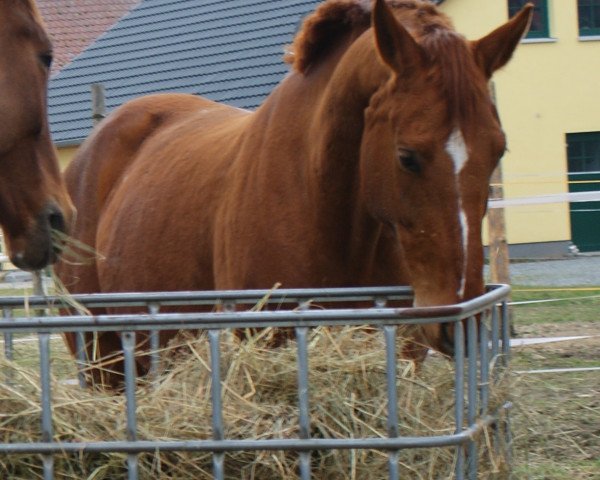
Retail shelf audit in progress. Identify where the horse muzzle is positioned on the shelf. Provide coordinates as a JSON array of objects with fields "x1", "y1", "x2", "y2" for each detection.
[
  {"x1": 438, "y1": 322, "x2": 456, "y2": 357},
  {"x1": 8, "y1": 203, "x2": 68, "y2": 271},
  {"x1": 439, "y1": 320, "x2": 483, "y2": 359}
]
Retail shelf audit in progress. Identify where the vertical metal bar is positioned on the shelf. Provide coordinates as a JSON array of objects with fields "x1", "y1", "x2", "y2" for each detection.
[
  {"x1": 148, "y1": 304, "x2": 160, "y2": 378},
  {"x1": 33, "y1": 270, "x2": 54, "y2": 479},
  {"x1": 490, "y1": 306, "x2": 500, "y2": 372},
  {"x1": 454, "y1": 321, "x2": 465, "y2": 480},
  {"x1": 501, "y1": 300, "x2": 511, "y2": 366},
  {"x1": 3, "y1": 307, "x2": 14, "y2": 386},
  {"x1": 383, "y1": 325, "x2": 400, "y2": 480},
  {"x1": 295, "y1": 326, "x2": 311, "y2": 480},
  {"x1": 500, "y1": 300, "x2": 514, "y2": 472},
  {"x1": 466, "y1": 317, "x2": 478, "y2": 480},
  {"x1": 75, "y1": 332, "x2": 87, "y2": 388},
  {"x1": 122, "y1": 331, "x2": 139, "y2": 480},
  {"x1": 479, "y1": 312, "x2": 490, "y2": 416},
  {"x1": 3, "y1": 307, "x2": 13, "y2": 360},
  {"x1": 491, "y1": 303, "x2": 503, "y2": 462},
  {"x1": 209, "y1": 329, "x2": 225, "y2": 480},
  {"x1": 39, "y1": 332, "x2": 54, "y2": 480}
]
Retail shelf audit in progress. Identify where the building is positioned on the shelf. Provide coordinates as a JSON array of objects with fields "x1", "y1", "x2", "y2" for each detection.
[{"x1": 47, "y1": 0, "x2": 600, "y2": 256}]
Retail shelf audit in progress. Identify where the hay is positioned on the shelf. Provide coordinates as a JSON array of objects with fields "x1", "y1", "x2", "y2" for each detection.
[{"x1": 0, "y1": 327, "x2": 511, "y2": 479}]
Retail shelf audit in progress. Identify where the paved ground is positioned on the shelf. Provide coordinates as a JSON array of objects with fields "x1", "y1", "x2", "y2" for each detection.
[{"x1": 487, "y1": 253, "x2": 600, "y2": 287}]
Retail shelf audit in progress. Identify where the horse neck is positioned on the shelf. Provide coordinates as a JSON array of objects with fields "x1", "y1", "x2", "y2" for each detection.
[
  {"x1": 310, "y1": 31, "x2": 386, "y2": 157},
  {"x1": 262, "y1": 32, "x2": 392, "y2": 278},
  {"x1": 309, "y1": 34, "x2": 390, "y2": 259}
]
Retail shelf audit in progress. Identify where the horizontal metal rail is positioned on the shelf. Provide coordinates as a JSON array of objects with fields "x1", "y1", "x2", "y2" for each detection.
[
  {"x1": 0, "y1": 285, "x2": 511, "y2": 334},
  {"x1": 0, "y1": 285, "x2": 414, "y2": 308},
  {"x1": 1, "y1": 410, "x2": 507, "y2": 455},
  {"x1": 0, "y1": 284, "x2": 508, "y2": 311}
]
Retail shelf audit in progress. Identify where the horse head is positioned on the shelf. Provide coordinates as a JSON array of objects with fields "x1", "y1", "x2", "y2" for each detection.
[
  {"x1": 359, "y1": 0, "x2": 532, "y2": 355},
  {"x1": 0, "y1": 0, "x2": 74, "y2": 271}
]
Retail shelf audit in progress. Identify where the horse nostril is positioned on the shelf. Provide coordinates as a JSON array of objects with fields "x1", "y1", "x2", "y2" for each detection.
[
  {"x1": 48, "y1": 209, "x2": 66, "y2": 234},
  {"x1": 441, "y1": 323, "x2": 455, "y2": 356}
]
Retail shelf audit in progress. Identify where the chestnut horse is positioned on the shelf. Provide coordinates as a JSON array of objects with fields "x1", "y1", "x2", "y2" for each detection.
[
  {"x1": 58, "y1": 0, "x2": 532, "y2": 385},
  {"x1": 0, "y1": 0, "x2": 73, "y2": 271}
]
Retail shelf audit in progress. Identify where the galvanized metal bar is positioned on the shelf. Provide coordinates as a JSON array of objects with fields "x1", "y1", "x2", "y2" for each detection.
[
  {"x1": 500, "y1": 300, "x2": 513, "y2": 471},
  {"x1": 501, "y1": 300, "x2": 511, "y2": 366},
  {"x1": 0, "y1": 308, "x2": 470, "y2": 334},
  {"x1": 295, "y1": 326, "x2": 311, "y2": 480},
  {"x1": 0, "y1": 414, "x2": 504, "y2": 454},
  {"x1": 39, "y1": 332, "x2": 54, "y2": 480},
  {"x1": 490, "y1": 305, "x2": 500, "y2": 370},
  {"x1": 3, "y1": 307, "x2": 13, "y2": 360},
  {"x1": 209, "y1": 329, "x2": 225, "y2": 480},
  {"x1": 121, "y1": 331, "x2": 139, "y2": 480},
  {"x1": 454, "y1": 321, "x2": 465, "y2": 480},
  {"x1": 3, "y1": 307, "x2": 14, "y2": 386},
  {"x1": 147, "y1": 303, "x2": 160, "y2": 378},
  {"x1": 0, "y1": 286, "x2": 512, "y2": 337},
  {"x1": 0, "y1": 285, "x2": 509, "y2": 322},
  {"x1": 383, "y1": 326, "x2": 399, "y2": 480},
  {"x1": 33, "y1": 272, "x2": 54, "y2": 480},
  {"x1": 490, "y1": 303, "x2": 503, "y2": 461},
  {"x1": 0, "y1": 286, "x2": 416, "y2": 309},
  {"x1": 75, "y1": 331, "x2": 87, "y2": 388},
  {"x1": 466, "y1": 316, "x2": 478, "y2": 480},
  {"x1": 479, "y1": 312, "x2": 490, "y2": 416}
]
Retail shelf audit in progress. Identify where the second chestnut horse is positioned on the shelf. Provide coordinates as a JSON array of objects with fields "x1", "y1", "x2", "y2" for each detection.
[{"x1": 0, "y1": 0, "x2": 73, "y2": 271}]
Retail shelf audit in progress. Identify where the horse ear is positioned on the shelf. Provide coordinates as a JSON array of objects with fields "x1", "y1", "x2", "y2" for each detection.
[
  {"x1": 373, "y1": 0, "x2": 425, "y2": 74},
  {"x1": 472, "y1": 3, "x2": 533, "y2": 78}
]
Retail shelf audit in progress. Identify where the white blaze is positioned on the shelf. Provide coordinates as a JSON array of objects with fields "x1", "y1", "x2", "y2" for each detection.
[
  {"x1": 445, "y1": 128, "x2": 469, "y2": 298},
  {"x1": 446, "y1": 128, "x2": 468, "y2": 173}
]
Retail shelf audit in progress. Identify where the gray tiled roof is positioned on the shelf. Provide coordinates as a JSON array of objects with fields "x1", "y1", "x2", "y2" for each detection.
[{"x1": 48, "y1": 0, "x2": 321, "y2": 147}]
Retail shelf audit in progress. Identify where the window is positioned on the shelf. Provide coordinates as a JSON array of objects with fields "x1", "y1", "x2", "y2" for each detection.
[
  {"x1": 567, "y1": 132, "x2": 600, "y2": 173},
  {"x1": 578, "y1": 0, "x2": 600, "y2": 36},
  {"x1": 508, "y1": 0, "x2": 549, "y2": 39}
]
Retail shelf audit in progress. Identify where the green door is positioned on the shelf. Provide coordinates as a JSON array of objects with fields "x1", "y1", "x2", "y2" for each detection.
[{"x1": 567, "y1": 132, "x2": 600, "y2": 252}]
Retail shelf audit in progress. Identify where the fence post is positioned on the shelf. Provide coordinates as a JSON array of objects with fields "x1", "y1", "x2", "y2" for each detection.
[{"x1": 487, "y1": 81, "x2": 514, "y2": 335}]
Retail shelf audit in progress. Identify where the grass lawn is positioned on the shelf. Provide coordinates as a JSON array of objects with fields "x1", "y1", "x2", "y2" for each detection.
[
  {"x1": 508, "y1": 285, "x2": 600, "y2": 479},
  {"x1": 511, "y1": 285, "x2": 600, "y2": 326}
]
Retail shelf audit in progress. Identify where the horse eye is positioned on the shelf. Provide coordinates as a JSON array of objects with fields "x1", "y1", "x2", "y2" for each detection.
[
  {"x1": 39, "y1": 53, "x2": 53, "y2": 69},
  {"x1": 398, "y1": 148, "x2": 421, "y2": 174}
]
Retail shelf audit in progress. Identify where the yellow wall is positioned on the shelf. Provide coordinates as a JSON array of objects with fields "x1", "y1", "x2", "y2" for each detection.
[
  {"x1": 441, "y1": 0, "x2": 600, "y2": 246},
  {"x1": 56, "y1": 146, "x2": 78, "y2": 171}
]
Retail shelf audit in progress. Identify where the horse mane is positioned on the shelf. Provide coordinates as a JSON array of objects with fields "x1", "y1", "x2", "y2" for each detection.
[
  {"x1": 286, "y1": 0, "x2": 487, "y2": 128},
  {"x1": 421, "y1": 29, "x2": 489, "y2": 131},
  {"x1": 284, "y1": 0, "x2": 372, "y2": 72}
]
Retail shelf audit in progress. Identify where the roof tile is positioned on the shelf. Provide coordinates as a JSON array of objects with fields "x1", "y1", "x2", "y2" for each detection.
[
  {"x1": 48, "y1": 0, "x2": 321, "y2": 146},
  {"x1": 37, "y1": 0, "x2": 140, "y2": 74}
]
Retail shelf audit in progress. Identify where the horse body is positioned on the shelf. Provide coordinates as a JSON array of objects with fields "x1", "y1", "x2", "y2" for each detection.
[
  {"x1": 58, "y1": 0, "x2": 532, "y2": 385},
  {"x1": 0, "y1": 0, "x2": 73, "y2": 270}
]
